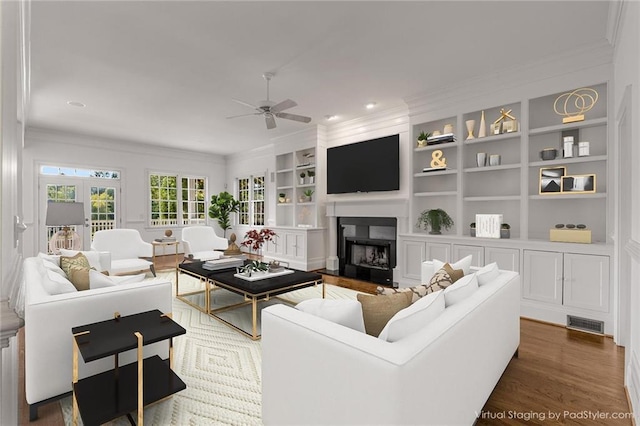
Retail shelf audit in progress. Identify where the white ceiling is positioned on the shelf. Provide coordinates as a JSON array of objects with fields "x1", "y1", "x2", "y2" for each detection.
[{"x1": 28, "y1": 1, "x2": 611, "y2": 156}]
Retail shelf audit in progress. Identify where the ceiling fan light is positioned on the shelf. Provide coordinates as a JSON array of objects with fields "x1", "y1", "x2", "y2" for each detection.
[{"x1": 365, "y1": 102, "x2": 376, "y2": 110}]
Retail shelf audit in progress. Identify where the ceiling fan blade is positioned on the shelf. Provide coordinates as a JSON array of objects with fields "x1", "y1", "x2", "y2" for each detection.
[
  {"x1": 275, "y1": 112, "x2": 312, "y2": 123},
  {"x1": 270, "y1": 99, "x2": 297, "y2": 113},
  {"x1": 232, "y1": 98, "x2": 260, "y2": 110},
  {"x1": 265, "y1": 114, "x2": 277, "y2": 129},
  {"x1": 226, "y1": 112, "x2": 262, "y2": 119}
]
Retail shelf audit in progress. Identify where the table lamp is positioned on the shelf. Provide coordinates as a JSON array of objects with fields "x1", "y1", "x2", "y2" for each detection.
[{"x1": 45, "y1": 201, "x2": 85, "y2": 253}]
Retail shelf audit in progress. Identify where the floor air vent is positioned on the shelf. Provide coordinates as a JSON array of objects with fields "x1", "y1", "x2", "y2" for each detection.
[{"x1": 566, "y1": 315, "x2": 604, "y2": 335}]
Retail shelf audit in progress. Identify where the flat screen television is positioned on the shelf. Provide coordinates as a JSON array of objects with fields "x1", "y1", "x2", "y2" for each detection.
[{"x1": 327, "y1": 134, "x2": 400, "y2": 194}]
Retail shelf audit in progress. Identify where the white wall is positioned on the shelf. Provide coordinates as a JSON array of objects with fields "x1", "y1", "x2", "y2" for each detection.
[
  {"x1": 22, "y1": 127, "x2": 227, "y2": 256},
  {"x1": 612, "y1": 0, "x2": 640, "y2": 416}
]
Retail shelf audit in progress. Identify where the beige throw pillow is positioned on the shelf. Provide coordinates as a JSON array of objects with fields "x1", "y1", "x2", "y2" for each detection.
[
  {"x1": 376, "y1": 285, "x2": 430, "y2": 303},
  {"x1": 67, "y1": 266, "x2": 91, "y2": 291},
  {"x1": 357, "y1": 292, "x2": 412, "y2": 337},
  {"x1": 60, "y1": 252, "x2": 91, "y2": 278}
]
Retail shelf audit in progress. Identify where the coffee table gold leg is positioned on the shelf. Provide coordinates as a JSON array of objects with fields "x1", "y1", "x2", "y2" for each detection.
[
  {"x1": 72, "y1": 338, "x2": 78, "y2": 426},
  {"x1": 252, "y1": 297, "x2": 258, "y2": 339},
  {"x1": 322, "y1": 281, "x2": 326, "y2": 299}
]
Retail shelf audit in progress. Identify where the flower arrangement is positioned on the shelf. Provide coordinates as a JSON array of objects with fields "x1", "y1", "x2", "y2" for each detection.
[{"x1": 241, "y1": 228, "x2": 277, "y2": 254}]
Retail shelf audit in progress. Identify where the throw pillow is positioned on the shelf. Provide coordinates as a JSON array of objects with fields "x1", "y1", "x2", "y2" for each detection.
[
  {"x1": 443, "y1": 273, "x2": 479, "y2": 307},
  {"x1": 433, "y1": 255, "x2": 472, "y2": 275},
  {"x1": 378, "y1": 290, "x2": 445, "y2": 342},
  {"x1": 60, "y1": 249, "x2": 103, "y2": 271},
  {"x1": 67, "y1": 266, "x2": 91, "y2": 291},
  {"x1": 426, "y1": 265, "x2": 457, "y2": 294},
  {"x1": 37, "y1": 252, "x2": 61, "y2": 266},
  {"x1": 89, "y1": 270, "x2": 147, "y2": 289},
  {"x1": 376, "y1": 285, "x2": 430, "y2": 303},
  {"x1": 357, "y1": 292, "x2": 412, "y2": 337},
  {"x1": 296, "y1": 299, "x2": 366, "y2": 333},
  {"x1": 41, "y1": 259, "x2": 67, "y2": 278},
  {"x1": 42, "y1": 270, "x2": 77, "y2": 295},
  {"x1": 476, "y1": 262, "x2": 500, "y2": 286},
  {"x1": 60, "y1": 252, "x2": 91, "y2": 278}
]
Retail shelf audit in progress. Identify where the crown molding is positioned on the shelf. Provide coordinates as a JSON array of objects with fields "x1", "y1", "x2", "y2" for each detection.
[
  {"x1": 606, "y1": 0, "x2": 625, "y2": 48},
  {"x1": 26, "y1": 126, "x2": 226, "y2": 164}
]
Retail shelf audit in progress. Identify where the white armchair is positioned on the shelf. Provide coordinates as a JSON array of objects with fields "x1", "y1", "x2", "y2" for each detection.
[
  {"x1": 181, "y1": 226, "x2": 228, "y2": 261},
  {"x1": 91, "y1": 229, "x2": 155, "y2": 276}
]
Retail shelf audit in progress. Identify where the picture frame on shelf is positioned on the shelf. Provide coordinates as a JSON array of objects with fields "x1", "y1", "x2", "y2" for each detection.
[
  {"x1": 561, "y1": 174, "x2": 596, "y2": 194},
  {"x1": 539, "y1": 166, "x2": 566, "y2": 194}
]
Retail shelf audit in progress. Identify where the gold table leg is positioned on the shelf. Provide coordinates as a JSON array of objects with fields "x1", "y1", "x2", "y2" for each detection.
[
  {"x1": 72, "y1": 338, "x2": 79, "y2": 426},
  {"x1": 252, "y1": 297, "x2": 258, "y2": 339},
  {"x1": 135, "y1": 331, "x2": 143, "y2": 426}
]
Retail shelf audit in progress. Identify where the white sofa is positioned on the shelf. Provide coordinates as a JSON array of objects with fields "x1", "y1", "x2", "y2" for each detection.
[
  {"x1": 262, "y1": 263, "x2": 520, "y2": 425},
  {"x1": 23, "y1": 255, "x2": 173, "y2": 420}
]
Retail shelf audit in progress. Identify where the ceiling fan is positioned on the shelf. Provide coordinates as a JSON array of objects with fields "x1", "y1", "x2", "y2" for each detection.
[{"x1": 227, "y1": 72, "x2": 312, "y2": 130}]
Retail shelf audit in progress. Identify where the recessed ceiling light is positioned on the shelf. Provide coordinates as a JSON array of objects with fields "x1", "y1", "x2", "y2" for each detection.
[
  {"x1": 324, "y1": 115, "x2": 337, "y2": 121},
  {"x1": 365, "y1": 102, "x2": 377, "y2": 110},
  {"x1": 66, "y1": 101, "x2": 86, "y2": 107}
]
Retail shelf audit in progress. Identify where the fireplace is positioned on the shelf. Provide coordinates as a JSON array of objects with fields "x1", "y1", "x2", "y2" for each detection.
[{"x1": 338, "y1": 217, "x2": 396, "y2": 286}]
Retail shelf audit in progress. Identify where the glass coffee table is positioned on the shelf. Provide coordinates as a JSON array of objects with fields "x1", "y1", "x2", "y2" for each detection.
[{"x1": 178, "y1": 262, "x2": 323, "y2": 340}]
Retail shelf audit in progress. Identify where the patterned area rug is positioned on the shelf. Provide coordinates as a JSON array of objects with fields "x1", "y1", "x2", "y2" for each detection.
[{"x1": 61, "y1": 271, "x2": 360, "y2": 425}]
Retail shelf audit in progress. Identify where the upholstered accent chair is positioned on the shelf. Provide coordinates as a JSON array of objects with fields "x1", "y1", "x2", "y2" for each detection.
[
  {"x1": 91, "y1": 229, "x2": 155, "y2": 276},
  {"x1": 181, "y1": 226, "x2": 228, "y2": 261}
]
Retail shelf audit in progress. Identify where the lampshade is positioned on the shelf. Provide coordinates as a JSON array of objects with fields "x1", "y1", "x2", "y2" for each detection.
[{"x1": 45, "y1": 202, "x2": 85, "y2": 226}]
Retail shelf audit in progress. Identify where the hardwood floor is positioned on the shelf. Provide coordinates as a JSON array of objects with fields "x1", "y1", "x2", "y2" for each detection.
[{"x1": 18, "y1": 255, "x2": 631, "y2": 425}]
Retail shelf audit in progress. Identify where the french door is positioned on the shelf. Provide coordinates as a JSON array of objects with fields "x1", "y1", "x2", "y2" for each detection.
[{"x1": 39, "y1": 176, "x2": 120, "y2": 253}]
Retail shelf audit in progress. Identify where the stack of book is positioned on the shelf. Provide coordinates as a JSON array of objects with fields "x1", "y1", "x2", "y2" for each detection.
[
  {"x1": 154, "y1": 237, "x2": 176, "y2": 242},
  {"x1": 426, "y1": 133, "x2": 456, "y2": 145},
  {"x1": 202, "y1": 257, "x2": 245, "y2": 271}
]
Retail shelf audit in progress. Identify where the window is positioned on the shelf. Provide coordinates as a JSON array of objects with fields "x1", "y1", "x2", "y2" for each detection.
[
  {"x1": 237, "y1": 174, "x2": 265, "y2": 226},
  {"x1": 149, "y1": 173, "x2": 206, "y2": 227},
  {"x1": 41, "y1": 165, "x2": 120, "y2": 179}
]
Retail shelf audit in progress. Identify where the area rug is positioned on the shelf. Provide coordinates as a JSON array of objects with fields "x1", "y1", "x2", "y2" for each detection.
[{"x1": 60, "y1": 271, "x2": 360, "y2": 425}]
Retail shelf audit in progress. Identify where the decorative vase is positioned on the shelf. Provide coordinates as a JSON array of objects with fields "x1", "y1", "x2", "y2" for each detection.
[
  {"x1": 470, "y1": 228, "x2": 476, "y2": 237},
  {"x1": 478, "y1": 111, "x2": 486, "y2": 138},
  {"x1": 465, "y1": 120, "x2": 476, "y2": 140},
  {"x1": 299, "y1": 177, "x2": 305, "y2": 185},
  {"x1": 500, "y1": 229, "x2": 510, "y2": 239},
  {"x1": 443, "y1": 124, "x2": 453, "y2": 134},
  {"x1": 429, "y1": 228, "x2": 442, "y2": 235},
  {"x1": 278, "y1": 197, "x2": 286, "y2": 203},
  {"x1": 417, "y1": 139, "x2": 427, "y2": 148},
  {"x1": 476, "y1": 152, "x2": 487, "y2": 167},
  {"x1": 309, "y1": 176, "x2": 315, "y2": 184}
]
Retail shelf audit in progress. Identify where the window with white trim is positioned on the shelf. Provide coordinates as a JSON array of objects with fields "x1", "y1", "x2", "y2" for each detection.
[
  {"x1": 237, "y1": 174, "x2": 265, "y2": 226},
  {"x1": 149, "y1": 173, "x2": 206, "y2": 227}
]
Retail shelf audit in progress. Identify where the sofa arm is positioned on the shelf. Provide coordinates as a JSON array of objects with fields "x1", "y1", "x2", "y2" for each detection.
[
  {"x1": 25, "y1": 278, "x2": 172, "y2": 406},
  {"x1": 262, "y1": 305, "x2": 412, "y2": 425}
]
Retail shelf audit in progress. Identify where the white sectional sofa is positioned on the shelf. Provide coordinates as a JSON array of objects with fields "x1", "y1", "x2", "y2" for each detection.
[
  {"x1": 23, "y1": 254, "x2": 173, "y2": 420},
  {"x1": 262, "y1": 262, "x2": 520, "y2": 425}
]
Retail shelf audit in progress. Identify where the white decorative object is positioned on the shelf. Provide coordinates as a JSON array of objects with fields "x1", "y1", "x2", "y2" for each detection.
[
  {"x1": 476, "y1": 152, "x2": 486, "y2": 167},
  {"x1": 579, "y1": 141, "x2": 590, "y2": 156},
  {"x1": 489, "y1": 154, "x2": 501, "y2": 166},
  {"x1": 475, "y1": 214, "x2": 503, "y2": 238},
  {"x1": 478, "y1": 111, "x2": 487, "y2": 138},
  {"x1": 443, "y1": 124, "x2": 453, "y2": 134},
  {"x1": 563, "y1": 136, "x2": 574, "y2": 158},
  {"x1": 234, "y1": 269, "x2": 294, "y2": 281}
]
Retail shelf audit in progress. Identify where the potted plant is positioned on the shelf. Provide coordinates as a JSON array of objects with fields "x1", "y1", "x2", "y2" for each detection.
[
  {"x1": 237, "y1": 260, "x2": 269, "y2": 277},
  {"x1": 208, "y1": 191, "x2": 240, "y2": 237},
  {"x1": 416, "y1": 208, "x2": 454, "y2": 235},
  {"x1": 307, "y1": 170, "x2": 315, "y2": 184},
  {"x1": 278, "y1": 193, "x2": 286, "y2": 203},
  {"x1": 299, "y1": 172, "x2": 306, "y2": 185},
  {"x1": 470, "y1": 222, "x2": 476, "y2": 237},
  {"x1": 303, "y1": 189, "x2": 314, "y2": 202},
  {"x1": 241, "y1": 228, "x2": 277, "y2": 257},
  {"x1": 501, "y1": 223, "x2": 511, "y2": 239},
  {"x1": 417, "y1": 131, "x2": 431, "y2": 147}
]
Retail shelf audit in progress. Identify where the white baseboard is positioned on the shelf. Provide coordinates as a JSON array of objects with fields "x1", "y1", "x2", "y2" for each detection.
[{"x1": 627, "y1": 352, "x2": 640, "y2": 419}]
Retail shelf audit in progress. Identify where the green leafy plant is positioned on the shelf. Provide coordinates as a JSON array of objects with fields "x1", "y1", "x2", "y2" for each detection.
[
  {"x1": 238, "y1": 260, "x2": 269, "y2": 276},
  {"x1": 303, "y1": 189, "x2": 314, "y2": 198},
  {"x1": 300, "y1": 172, "x2": 306, "y2": 178},
  {"x1": 501, "y1": 223, "x2": 511, "y2": 229},
  {"x1": 279, "y1": 192, "x2": 286, "y2": 198},
  {"x1": 417, "y1": 131, "x2": 432, "y2": 141},
  {"x1": 416, "y1": 208, "x2": 454, "y2": 235},
  {"x1": 307, "y1": 170, "x2": 315, "y2": 177},
  {"x1": 208, "y1": 191, "x2": 239, "y2": 236},
  {"x1": 470, "y1": 222, "x2": 476, "y2": 229}
]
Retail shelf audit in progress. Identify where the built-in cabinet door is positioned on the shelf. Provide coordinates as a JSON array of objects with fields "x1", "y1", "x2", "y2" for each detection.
[
  {"x1": 426, "y1": 242, "x2": 451, "y2": 263},
  {"x1": 284, "y1": 232, "x2": 305, "y2": 260},
  {"x1": 563, "y1": 254, "x2": 610, "y2": 312},
  {"x1": 452, "y1": 244, "x2": 483, "y2": 267},
  {"x1": 523, "y1": 250, "x2": 563, "y2": 305},
  {"x1": 485, "y1": 247, "x2": 520, "y2": 272},
  {"x1": 264, "y1": 237, "x2": 283, "y2": 257},
  {"x1": 402, "y1": 240, "x2": 426, "y2": 280}
]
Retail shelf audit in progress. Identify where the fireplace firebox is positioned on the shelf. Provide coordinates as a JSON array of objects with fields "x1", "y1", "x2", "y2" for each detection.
[{"x1": 338, "y1": 217, "x2": 396, "y2": 286}]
